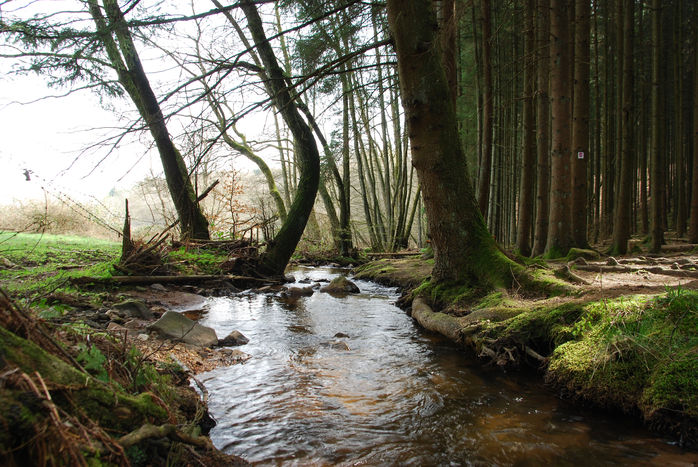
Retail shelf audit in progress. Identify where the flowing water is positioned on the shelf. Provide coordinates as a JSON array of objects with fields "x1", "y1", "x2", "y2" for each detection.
[{"x1": 199, "y1": 266, "x2": 698, "y2": 466}]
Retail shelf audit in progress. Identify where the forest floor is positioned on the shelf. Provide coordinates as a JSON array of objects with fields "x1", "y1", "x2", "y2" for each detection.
[{"x1": 355, "y1": 237, "x2": 698, "y2": 450}]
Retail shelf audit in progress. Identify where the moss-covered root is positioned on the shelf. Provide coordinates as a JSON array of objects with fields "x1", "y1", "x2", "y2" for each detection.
[
  {"x1": 0, "y1": 325, "x2": 167, "y2": 464},
  {"x1": 411, "y1": 297, "x2": 463, "y2": 342}
]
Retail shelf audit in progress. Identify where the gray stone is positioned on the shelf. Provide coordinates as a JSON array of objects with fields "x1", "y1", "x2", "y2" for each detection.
[
  {"x1": 150, "y1": 283, "x2": 167, "y2": 291},
  {"x1": 281, "y1": 286, "x2": 315, "y2": 298},
  {"x1": 114, "y1": 300, "x2": 154, "y2": 320},
  {"x1": 137, "y1": 333, "x2": 149, "y2": 341},
  {"x1": 320, "y1": 276, "x2": 360, "y2": 295},
  {"x1": 148, "y1": 311, "x2": 218, "y2": 347},
  {"x1": 334, "y1": 332, "x2": 350, "y2": 338},
  {"x1": 218, "y1": 330, "x2": 249, "y2": 347}
]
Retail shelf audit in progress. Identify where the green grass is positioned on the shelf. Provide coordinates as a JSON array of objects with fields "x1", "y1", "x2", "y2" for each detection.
[{"x1": 0, "y1": 231, "x2": 119, "y2": 303}]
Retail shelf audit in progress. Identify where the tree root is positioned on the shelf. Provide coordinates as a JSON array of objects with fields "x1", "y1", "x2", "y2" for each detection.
[{"x1": 118, "y1": 423, "x2": 213, "y2": 450}]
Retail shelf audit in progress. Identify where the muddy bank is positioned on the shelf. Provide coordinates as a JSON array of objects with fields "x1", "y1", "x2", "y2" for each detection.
[{"x1": 355, "y1": 257, "x2": 698, "y2": 448}]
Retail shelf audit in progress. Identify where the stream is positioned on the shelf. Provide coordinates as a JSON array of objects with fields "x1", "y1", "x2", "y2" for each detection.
[{"x1": 198, "y1": 266, "x2": 698, "y2": 466}]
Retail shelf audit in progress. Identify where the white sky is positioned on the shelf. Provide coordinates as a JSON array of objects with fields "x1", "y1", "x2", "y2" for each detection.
[{"x1": 0, "y1": 71, "x2": 161, "y2": 203}]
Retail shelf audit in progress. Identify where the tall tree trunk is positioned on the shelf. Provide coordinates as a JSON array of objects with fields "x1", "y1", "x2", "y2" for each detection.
[
  {"x1": 532, "y1": 0, "x2": 551, "y2": 257},
  {"x1": 517, "y1": 0, "x2": 536, "y2": 256},
  {"x1": 571, "y1": 0, "x2": 590, "y2": 248},
  {"x1": 690, "y1": 25, "x2": 698, "y2": 243},
  {"x1": 240, "y1": 1, "x2": 320, "y2": 275},
  {"x1": 650, "y1": 0, "x2": 664, "y2": 252},
  {"x1": 387, "y1": 0, "x2": 522, "y2": 287},
  {"x1": 611, "y1": 0, "x2": 634, "y2": 255},
  {"x1": 477, "y1": 0, "x2": 494, "y2": 219},
  {"x1": 545, "y1": 0, "x2": 573, "y2": 257},
  {"x1": 88, "y1": 0, "x2": 209, "y2": 240}
]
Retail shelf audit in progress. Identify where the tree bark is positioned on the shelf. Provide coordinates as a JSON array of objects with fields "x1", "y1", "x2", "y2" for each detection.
[
  {"x1": 477, "y1": 0, "x2": 494, "y2": 219},
  {"x1": 517, "y1": 0, "x2": 536, "y2": 256},
  {"x1": 650, "y1": 0, "x2": 664, "y2": 252},
  {"x1": 611, "y1": 0, "x2": 634, "y2": 255},
  {"x1": 240, "y1": 1, "x2": 320, "y2": 275},
  {"x1": 544, "y1": 0, "x2": 573, "y2": 257},
  {"x1": 532, "y1": 0, "x2": 551, "y2": 257},
  {"x1": 387, "y1": 0, "x2": 521, "y2": 287},
  {"x1": 88, "y1": 0, "x2": 209, "y2": 240},
  {"x1": 571, "y1": 0, "x2": 590, "y2": 248},
  {"x1": 690, "y1": 25, "x2": 698, "y2": 243}
]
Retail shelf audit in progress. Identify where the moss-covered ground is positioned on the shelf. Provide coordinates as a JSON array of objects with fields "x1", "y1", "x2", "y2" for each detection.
[{"x1": 356, "y1": 256, "x2": 698, "y2": 447}]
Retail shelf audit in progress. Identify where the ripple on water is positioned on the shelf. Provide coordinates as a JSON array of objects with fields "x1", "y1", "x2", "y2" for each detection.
[{"x1": 199, "y1": 266, "x2": 698, "y2": 466}]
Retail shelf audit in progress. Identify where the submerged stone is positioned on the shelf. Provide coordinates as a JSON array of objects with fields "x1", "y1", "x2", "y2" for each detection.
[
  {"x1": 320, "y1": 276, "x2": 360, "y2": 295},
  {"x1": 218, "y1": 330, "x2": 249, "y2": 347}
]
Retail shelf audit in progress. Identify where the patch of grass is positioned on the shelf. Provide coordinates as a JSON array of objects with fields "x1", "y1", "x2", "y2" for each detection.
[
  {"x1": 166, "y1": 246, "x2": 228, "y2": 275},
  {"x1": 0, "y1": 232, "x2": 119, "y2": 303}
]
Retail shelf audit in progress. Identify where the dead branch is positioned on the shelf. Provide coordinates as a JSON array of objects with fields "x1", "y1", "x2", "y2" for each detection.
[{"x1": 71, "y1": 274, "x2": 278, "y2": 286}]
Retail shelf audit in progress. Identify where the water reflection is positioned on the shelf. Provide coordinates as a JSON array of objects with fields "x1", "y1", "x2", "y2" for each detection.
[{"x1": 199, "y1": 266, "x2": 698, "y2": 465}]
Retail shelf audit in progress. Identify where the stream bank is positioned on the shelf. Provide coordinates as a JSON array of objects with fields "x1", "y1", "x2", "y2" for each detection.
[{"x1": 354, "y1": 256, "x2": 698, "y2": 448}]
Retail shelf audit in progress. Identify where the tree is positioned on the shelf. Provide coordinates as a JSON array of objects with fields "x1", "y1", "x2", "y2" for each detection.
[
  {"x1": 544, "y1": 0, "x2": 573, "y2": 257},
  {"x1": 386, "y1": 0, "x2": 523, "y2": 287},
  {"x1": 239, "y1": 1, "x2": 320, "y2": 276},
  {"x1": 650, "y1": 0, "x2": 664, "y2": 252},
  {"x1": 516, "y1": 0, "x2": 536, "y2": 256},
  {"x1": 477, "y1": 0, "x2": 494, "y2": 219},
  {"x1": 532, "y1": 0, "x2": 551, "y2": 257},
  {"x1": 610, "y1": 0, "x2": 634, "y2": 255},
  {"x1": 571, "y1": 0, "x2": 591, "y2": 249}
]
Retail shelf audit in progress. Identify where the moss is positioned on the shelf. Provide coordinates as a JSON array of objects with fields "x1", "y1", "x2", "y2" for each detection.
[
  {"x1": 565, "y1": 248, "x2": 600, "y2": 261},
  {"x1": 643, "y1": 350, "x2": 698, "y2": 419},
  {"x1": 413, "y1": 280, "x2": 480, "y2": 310}
]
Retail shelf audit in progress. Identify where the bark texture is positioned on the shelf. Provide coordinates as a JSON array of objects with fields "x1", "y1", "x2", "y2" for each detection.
[
  {"x1": 387, "y1": 0, "x2": 518, "y2": 287},
  {"x1": 240, "y1": 1, "x2": 320, "y2": 275}
]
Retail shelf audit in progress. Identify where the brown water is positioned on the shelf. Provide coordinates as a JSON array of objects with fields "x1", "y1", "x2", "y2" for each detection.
[{"x1": 199, "y1": 266, "x2": 698, "y2": 466}]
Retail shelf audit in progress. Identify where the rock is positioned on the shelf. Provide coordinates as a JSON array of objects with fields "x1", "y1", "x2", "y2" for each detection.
[
  {"x1": 136, "y1": 333, "x2": 149, "y2": 341},
  {"x1": 148, "y1": 311, "x2": 218, "y2": 348},
  {"x1": 284, "y1": 275, "x2": 296, "y2": 283},
  {"x1": 150, "y1": 283, "x2": 167, "y2": 291},
  {"x1": 334, "y1": 332, "x2": 350, "y2": 338},
  {"x1": 107, "y1": 322, "x2": 127, "y2": 332},
  {"x1": 124, "y1": 318, "x2": 148, "y2": 330},
  {"x1": 320, "y1": 276, "x2": 360, "y2": 295},
  {"x1": 281, "y1": 286, "x2": 315, "y2": 298},
  {"x1": 0, "y1": 256, "x2": 17, "y2": 269},
  {"x1": 606, "y1": 257, "x2": 619, "y2": 266},
  {"x1": 218, "y1": 330, "x2": 249, "y2": 347},
  {"x1": 113, "y1": 300, "x2": 154, "y2": 320},
  {"x1": 106, "y1": 310, "x2": 124, "y2": 323},
  {"x1": 329, "y1": 341, "x2": 350, "y2": 350}
]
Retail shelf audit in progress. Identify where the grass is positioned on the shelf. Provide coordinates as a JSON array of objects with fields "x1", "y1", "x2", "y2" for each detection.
[{"x1": 0, "y1": 231, "x2": 120, "y2": 303}]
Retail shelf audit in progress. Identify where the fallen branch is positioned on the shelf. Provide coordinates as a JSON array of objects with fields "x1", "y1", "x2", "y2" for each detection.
[
  {"x1": 71, "y1": 274, "x2": 278, "y2": 286},
  {"x1": 118, "y1": 423, "x2": 212, "y2": 450},
  {"x1": 574, "y1": 264, "x2": 698, "y2": 278},
  {"x1": 366, "y1": 251, "x2": 421, "y2": 258}
]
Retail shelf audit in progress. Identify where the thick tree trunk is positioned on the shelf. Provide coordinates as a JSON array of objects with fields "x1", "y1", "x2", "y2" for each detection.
[
  {"x1": 240, "y1": 1, "x2": 320, "y2": 275},
  {"x1": 545, "y1": 0, "x2": 573, "y2": 257},
  {"x1": 89, "y1": 0, "x2": 209, "y2": 240},
  {"x1": 517, "y1": 0, "x2": 536, "y2": 257},
  {"x1": 650, "y1": 0, "x2": 664, "y2": 252},
  {"x1": 532, "y1": 0, "x2": 551, "y2": 257},
  {"x1": 477, "y1": 0, "x2": 494, "y2": 219},
  {"x1": 571, "y1": 0, "x2": 590, "y2": 248},
  {"x1": 611, "y1": 0, "x2": 634, "y2": 255},
  {"x1": 387, "y1": 0, "x2": 519, "y2": 287}
]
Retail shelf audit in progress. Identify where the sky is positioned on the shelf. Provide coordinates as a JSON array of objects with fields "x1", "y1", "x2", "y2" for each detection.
[{"x1": 0, "y1": 71, "x2": 161, "y2": 203}]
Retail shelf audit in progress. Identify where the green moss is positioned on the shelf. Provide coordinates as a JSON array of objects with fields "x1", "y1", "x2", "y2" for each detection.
[
  {"x1": 643, "y1": 350, "x2": 698, "y2": 419},
  {"x1": 565, "y1": 248, "x2": 600, "y2": 261},
  {"x1": 413, "y1": 280, "x2": 480, "y2": 309}
]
